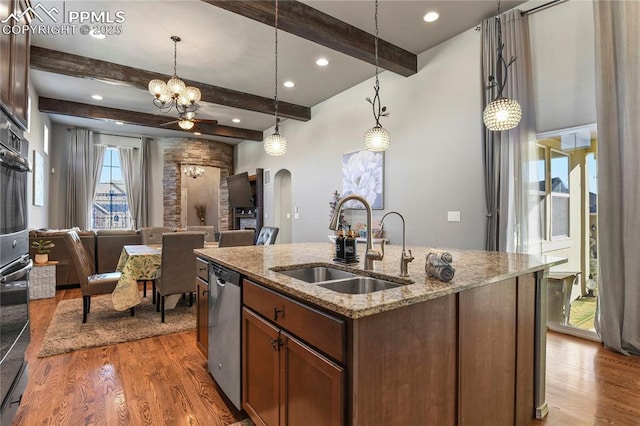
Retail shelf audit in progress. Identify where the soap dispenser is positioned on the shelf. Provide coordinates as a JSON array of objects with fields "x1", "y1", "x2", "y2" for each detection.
[
  {"x1": 335, "y1": 226, "x2": 345, "y2": 260},
  {"x1": 345, "y1": 227, "x2": 357, "y2": 262}
]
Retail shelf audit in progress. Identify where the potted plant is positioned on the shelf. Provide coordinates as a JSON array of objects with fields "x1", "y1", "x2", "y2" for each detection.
[{"x1": 31, "y1": 240, "x2": 55, "y2": 264}]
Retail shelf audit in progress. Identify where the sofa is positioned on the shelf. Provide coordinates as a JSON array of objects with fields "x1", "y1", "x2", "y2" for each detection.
[{"x1": 29, "y1": 229, "x2": 142, "y2": 288}]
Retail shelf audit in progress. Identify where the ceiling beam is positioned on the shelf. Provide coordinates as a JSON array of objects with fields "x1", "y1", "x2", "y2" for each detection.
[
  {"x1": 30, "y1": 46, "x2": 310, "y2": 122},
  {"x1": 38, "y1": 97, "x2": 264, "y2": 141},
  {"x1": 202, "y1": 0, "x2": 417, "y2": 77}
]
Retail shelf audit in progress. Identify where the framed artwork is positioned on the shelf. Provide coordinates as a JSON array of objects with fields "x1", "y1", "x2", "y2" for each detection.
[
  {"x1": 341, "y1": 150, "x2": 384, "y2": 209},
  {"x1": 33, "y1": 150, "x2": 44, "y2": 206}
]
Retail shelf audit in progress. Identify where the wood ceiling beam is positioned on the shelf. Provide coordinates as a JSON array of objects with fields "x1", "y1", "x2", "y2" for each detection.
[
  {"x1": 202, "y1": 0, "x2": 417, "y2": 77},
  {"x1": 30, "y1": 46, "x2": 310, "y2": 122},
  {"x1": 38, "y1": 97, "x2": 264, "y2": 141}
]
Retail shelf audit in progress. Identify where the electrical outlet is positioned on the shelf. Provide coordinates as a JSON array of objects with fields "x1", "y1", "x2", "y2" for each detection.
[{"x1": 447, "y1": 211, "x2": 461, "y2": 222}]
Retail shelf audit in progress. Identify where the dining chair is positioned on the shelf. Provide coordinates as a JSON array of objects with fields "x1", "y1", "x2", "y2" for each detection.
[
  {"x1": 255, "y1": 226, "x2": 279, "y2": 245},
  {"x1": 155, "y1": 231, "x2": 205, "y2": 322},
  {"x1": 139, "y1": 226, "x2": 172, "y2": 302},
  {"x1": 186, "y1": 225, "x2": 216, "y2": 242},
  {"x1": 218, "y1": 230, "x2": 255, "y2": 247},
  {"x1": 64, "y1": 230, "x2": 134, "y2": 323},
  {"x1": 140, "y1": 226, "x2": 173, "y2": 244}
]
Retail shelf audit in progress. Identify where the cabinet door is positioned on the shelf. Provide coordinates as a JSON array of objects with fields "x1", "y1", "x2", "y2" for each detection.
[
  {"x1": 10, "y1": 0, "x2": 29, "y2": 128},
  {"x1": 281, "y1": 331, "x2": 344, "y2": 426},
  {"x1": 195, "y1": 277, "x2": 208, "y2": 357},
  {"x1": 0, "y1": 0, "x2": 12, "y2": 110},
  {"x1": 243, "y1": 308, "x2": 280, "y2": 426}
]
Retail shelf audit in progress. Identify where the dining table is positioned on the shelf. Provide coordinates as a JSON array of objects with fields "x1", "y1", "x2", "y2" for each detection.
[{"x1": 111, "y1": 242, "x2": 218, "y2": 311}]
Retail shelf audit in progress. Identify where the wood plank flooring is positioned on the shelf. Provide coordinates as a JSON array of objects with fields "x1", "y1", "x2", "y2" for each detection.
[
  {"x1": 13, "y1": 288, "x2": 246, "y2": 425},
  {"x1": 12, "y1": 290, "x2": 640, "y2": 425}
]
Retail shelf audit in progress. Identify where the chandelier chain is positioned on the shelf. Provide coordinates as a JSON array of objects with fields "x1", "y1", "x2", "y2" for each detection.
[
  {"x1": 173, "y1": 38, "x2": 178, "y2": 77},
  {"x1": 274, "y1": 0, "x2": 280, "y2": 132}
]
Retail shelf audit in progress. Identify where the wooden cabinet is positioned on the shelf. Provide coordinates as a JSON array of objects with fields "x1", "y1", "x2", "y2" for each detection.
[
  {"x1": 195, "y1": 258, "x2": 209, "y2": 357},
  {"x1": 243, "y1": 281, "x2": 344, "y2": 426},
  {"x1": 0, "y1": 0, "x2": 30, "y2": 129}
]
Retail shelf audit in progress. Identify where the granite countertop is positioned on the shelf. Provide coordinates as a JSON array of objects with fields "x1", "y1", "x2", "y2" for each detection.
[{"x1": 195, "y1": 242, "x2": 566, "y2": 319}]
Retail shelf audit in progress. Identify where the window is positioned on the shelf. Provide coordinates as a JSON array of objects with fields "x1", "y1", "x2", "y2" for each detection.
[
  {"x1": 529, "y1": 146, "x2": 570, "y2": 241},
  {"x1": 550, "y1": 150, "x2": 570, "y2": 238},
  {"x1": 43, "y1": 124, "x2": 49, "y2": 155},
  {"x1": 92, "y1": 148, "x2": 131, "y2": 229}
]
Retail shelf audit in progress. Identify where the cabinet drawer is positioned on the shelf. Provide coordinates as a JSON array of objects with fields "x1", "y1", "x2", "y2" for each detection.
[
  {"x1": 196, "y1": 257, "x2": 209, "y2": 281},
  {"x1": 244, "y1": 279, "x2": 345, "y2": 363}
]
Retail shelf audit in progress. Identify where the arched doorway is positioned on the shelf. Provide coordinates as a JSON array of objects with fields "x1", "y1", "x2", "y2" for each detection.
[{"x1": 273, "y1": 169, "x2": 292, "y2": 244}]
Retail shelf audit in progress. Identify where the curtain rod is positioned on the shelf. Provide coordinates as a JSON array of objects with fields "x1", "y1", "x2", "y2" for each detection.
[
  {"x1": 521, "y1": 0, "x2": 568, "y2": 16},
  {"x1": 66, "y1": 128, "x2": 145, "y2": 140}
]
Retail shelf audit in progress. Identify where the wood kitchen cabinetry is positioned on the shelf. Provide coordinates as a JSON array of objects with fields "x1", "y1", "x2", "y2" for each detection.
[
  {"x1": 0, "y1": 0, "x2": 30, "y2": 129},
  {"x1": 242, "y1": 280, "x2": 344, "y2": 426},
  {"x1": 195, "y1": 257, "x2": 209, "y2": 357}
]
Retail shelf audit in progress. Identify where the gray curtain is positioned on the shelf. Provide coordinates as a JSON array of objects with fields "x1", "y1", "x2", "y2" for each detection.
[
  {"x1": 482, "y1": 10, "x2": 540, "y2": 253},
  {"x1": 65, "y1": 129, "x2": 101, "y2": 229},
  {"x1": 118, "y1": 147, "x2": 141, "y2": 230},
  {"x1": 139, "y1": 137, "x2": 151, "y2": 228},
  {"x1": 593, "y1": 1, "x2": 640, "y2": 355}
]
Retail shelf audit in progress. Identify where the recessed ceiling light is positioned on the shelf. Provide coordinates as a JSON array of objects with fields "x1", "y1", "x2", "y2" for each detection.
[
  {"x1": 283, "y1": 81, "x2": 295, "y2": 88},
  {"x1": 316, "y1": 58, "x2": 329, "y2": 67},
  {"x1": 194, "y1": 132, "x2": 201, "y2": 136},
  {"x1": 90, "y1": 30, "x2": 106, "y2": 40},
  {"x1": 232, "y1": 118, "x2": 241, "y2": 123},
  {"x1": 114, "y1": 121, "x2": 124, "y2": 125},
  {"x1": 91, "y1": 94, "x2": 103, "y2": 100},
  {"x1": 423, "y1": 11, "x2": 439, "y2": 23}
]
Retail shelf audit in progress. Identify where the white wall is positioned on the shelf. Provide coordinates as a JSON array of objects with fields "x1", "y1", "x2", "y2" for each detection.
[
  {"x1": 237, "y1": 28, "x2": 487, "y2": 249},
  {"x1": 529, "y1": 0, "x2": 596, "y2": 132},
  {"x1": 24, "y1": 86, "x2": 51, "y2": 229}
]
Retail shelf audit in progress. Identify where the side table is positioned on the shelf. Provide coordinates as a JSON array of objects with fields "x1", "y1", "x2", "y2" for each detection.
[{"x1": 30, "y1": 262, "x2": 57, "y2": 299}]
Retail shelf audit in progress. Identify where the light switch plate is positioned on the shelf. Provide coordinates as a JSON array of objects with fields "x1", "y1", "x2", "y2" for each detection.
[{"x1": 448, "y1": 211, "x2": 461, "y2": 222}]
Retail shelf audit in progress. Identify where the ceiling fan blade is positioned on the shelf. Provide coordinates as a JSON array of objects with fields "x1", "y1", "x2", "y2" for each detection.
[{"x1": 160, "y1": 120, "x2": 179, "y2": 126}]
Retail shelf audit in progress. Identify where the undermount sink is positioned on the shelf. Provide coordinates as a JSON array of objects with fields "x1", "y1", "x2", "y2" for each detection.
[
  {"x1": 275, "y1": 266, "x2": 356, "y2": 283},
  {"x1": 318, "y1": 277, "x2": 401, "y2": 294}
]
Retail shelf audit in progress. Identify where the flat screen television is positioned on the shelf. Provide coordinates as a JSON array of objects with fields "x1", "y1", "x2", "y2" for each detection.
[{"x1": 227, "y1": 172, "x2": 254, "y2": 208}]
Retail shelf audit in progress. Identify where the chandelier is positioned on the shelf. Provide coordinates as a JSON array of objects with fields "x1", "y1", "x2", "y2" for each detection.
[
  {"x1": 263, "y1": 0, "x2": 287, "y2": 156},
  {"x1": 148, "y1": 36, "x2": 201, "y2": 117},
  {"x1": 184, "y1": 165, "x2": 204, "y2": 179},
  {"x1": 363, "y1": 0, "x2": 391, "y2": 152},
  {"x1": 483, "y1": 0, "x2": 521, "y2": 131}
]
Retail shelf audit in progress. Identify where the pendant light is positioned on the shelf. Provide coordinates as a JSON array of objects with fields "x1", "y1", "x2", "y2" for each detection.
[
  {"x1": 264, "y1": 0, "x2": 287, "y2": 156},
  {"x1": 363, "y1": 0, "x2": 390, "y2": 152},
  {"x1": 483, "y1": 0, "x2": 522, "y2": 131}
]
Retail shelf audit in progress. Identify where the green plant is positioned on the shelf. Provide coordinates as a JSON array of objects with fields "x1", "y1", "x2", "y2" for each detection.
[{"x1": 31, "y1": 240, "x2": 55, "y2": 254}]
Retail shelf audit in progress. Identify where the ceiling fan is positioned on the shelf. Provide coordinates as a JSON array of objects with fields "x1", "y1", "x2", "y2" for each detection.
[{"x1": 161, "y1": 111, "x2": 218, "y2": 131}]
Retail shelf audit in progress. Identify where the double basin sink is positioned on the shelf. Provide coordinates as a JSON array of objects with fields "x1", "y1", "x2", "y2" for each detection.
[{"x1": 272, "y1": 265, "x2": 410, "y2": 295}]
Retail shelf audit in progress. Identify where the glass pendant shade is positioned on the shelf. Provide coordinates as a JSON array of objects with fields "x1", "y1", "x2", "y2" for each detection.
[
  {"x1": 483, "y1": 97, "x2": 522, "y2": 131},
  {"x1": 149, "y1": 79, "x2": 167, "y2": 97},
  {"x1": 264, "y1": 132, "x2": 287, "y2": 156},
  {"x1": 167, "y1": 76, "x2": 186, "y2": 96},
  {"x1": 184, "y1": 86, "x2": 201, "y2": 104},
  {"x1": 178, "y1": 119, "x2": 194, "y2": 130},
  {"x1": 363, "y1": 125, "x2": 391, "y2": 152}
]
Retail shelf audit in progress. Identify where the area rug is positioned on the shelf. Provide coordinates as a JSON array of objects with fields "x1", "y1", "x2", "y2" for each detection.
[
  {"x1": 38, "y1": 294, "x2": 195, "y2": 358},
  {"x1": 229, "y1": 420, "x2": 254, "y2": 426}
]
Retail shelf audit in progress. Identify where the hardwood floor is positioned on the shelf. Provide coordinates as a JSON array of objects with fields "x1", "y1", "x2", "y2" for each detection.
[
  {"x1": 13, "y1": 291, "x2": 640, "y2": 425},
  {"x1": 532, "y1": 331, "x2": 640, "y2": 426},
  {"x1": 13, "y1": 288, "x2": 246, "y2": 426}
]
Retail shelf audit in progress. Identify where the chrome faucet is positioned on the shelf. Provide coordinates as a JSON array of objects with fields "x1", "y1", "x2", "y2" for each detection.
[
  {"x1": 329, "y1": 194, "x2": 384, "y2": 270},
  {"x1": 380, "y1": 211, "x2": 414, "y2": 277}
]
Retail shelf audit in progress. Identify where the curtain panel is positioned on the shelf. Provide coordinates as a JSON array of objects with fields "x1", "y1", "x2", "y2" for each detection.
[
  {"x1": 119, "y1": 147, "x2": 141, "y2": 230},
  {"x1": 593, "y1": 0, "x2": 640, "y2": 355},
  {"x1": 65, "y1": 129, "x2": 102, "y2": 229},
  {"x1": 481, "y1": 10, "x2": 541, "y2": 254}
]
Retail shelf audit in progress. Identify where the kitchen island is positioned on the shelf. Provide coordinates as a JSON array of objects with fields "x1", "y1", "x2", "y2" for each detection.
[{"x1": 195, "y1": 243, "x2": 565, "y2": 426}]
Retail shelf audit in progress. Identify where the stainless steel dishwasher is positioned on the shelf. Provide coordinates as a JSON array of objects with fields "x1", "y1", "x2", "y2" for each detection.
[{"x1": 208, "y1": 262, "x2": 242, "y2": 410}]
